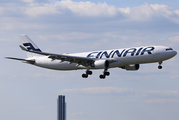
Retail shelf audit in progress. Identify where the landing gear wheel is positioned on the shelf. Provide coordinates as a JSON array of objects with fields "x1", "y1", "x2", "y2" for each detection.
[
  {"x1": 99, "y1": 75, "x2": 105, "y2": 79},
  {"x1": 158, "y1": 66, "x2": 162, "y2": 69},
  {"x1": 82, "y1": 74, "x2": 88, "y2": 78},
  {"x1": 158, "y1": 61, "x2": 163, "y2": 69},
  {"x1": 104, "y1": 72, "x2": 110, "y2": 76},
  {"x1": 86, "y1": 71, "x2": 92, "y2": 75}
]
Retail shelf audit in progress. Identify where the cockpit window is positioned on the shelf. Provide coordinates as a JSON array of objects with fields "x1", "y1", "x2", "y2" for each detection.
[{"x1": 166, "y1": 48, "x2": 173, "y2": 51}]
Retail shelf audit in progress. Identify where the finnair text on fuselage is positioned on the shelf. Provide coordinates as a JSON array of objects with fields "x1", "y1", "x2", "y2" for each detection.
[{"x1": 87, "y1": 47, "x2": 154, "y2": 59}]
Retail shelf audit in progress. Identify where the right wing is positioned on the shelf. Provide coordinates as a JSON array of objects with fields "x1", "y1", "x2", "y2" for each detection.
[{"x1": 19, "y1": 45, "x2": 95, "y2": 67}]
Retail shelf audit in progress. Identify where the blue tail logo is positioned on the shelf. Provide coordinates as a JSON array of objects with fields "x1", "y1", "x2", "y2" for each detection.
[{"x1": 23, "y1": 43, "x2": 41, "y2": 52}]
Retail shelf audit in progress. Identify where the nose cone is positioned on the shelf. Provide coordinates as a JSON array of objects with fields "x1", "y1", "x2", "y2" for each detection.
[
  {"x1": 163, "y1": 50, "x2": 177, "y2": 60},
  {"x1": 168, "y1": 50, "x2": 177, "y2": 59}
]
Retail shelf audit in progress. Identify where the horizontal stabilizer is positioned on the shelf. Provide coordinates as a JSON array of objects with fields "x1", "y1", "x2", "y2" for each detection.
[
  {"x1": 5, "y1": 57, "x2": 35, "y2": 64},
  {"x1": 19, "y1": 45, "x2": 28, "y2": 51}
]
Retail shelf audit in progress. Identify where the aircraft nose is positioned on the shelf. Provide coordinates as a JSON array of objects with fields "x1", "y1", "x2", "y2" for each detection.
[
  {"x1": 170, "y1": 50, "x2": 177, "y2": 57},
  {"x1": 173, "y1": 51, "x2": 177, "y2": 56},
  {"x1": 164, "y1": 50, "x2": 177, "y2": 59}
]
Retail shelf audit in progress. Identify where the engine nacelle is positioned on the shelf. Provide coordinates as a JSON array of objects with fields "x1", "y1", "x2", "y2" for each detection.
[
  {"x1": 94, "y1": 60, "x2": 109, "y2": 69},
  {"x1": 121, "y1": 64, "x2": 140, "y2": 71}
]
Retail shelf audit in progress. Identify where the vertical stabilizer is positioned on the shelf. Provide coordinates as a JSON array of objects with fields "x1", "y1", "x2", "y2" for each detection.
[{"x1": 19, "y1": 34, "x2": 42, "y2": 58}]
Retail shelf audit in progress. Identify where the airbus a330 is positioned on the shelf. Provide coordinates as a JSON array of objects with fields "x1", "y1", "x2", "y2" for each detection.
[{"x1": 6, "y1": 35, "x2": 177, "y2": 79}]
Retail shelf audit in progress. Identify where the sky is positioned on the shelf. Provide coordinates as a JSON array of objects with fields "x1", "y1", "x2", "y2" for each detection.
[{"x1": 0, "y1": 0, "x2": 179, "y2": 120}]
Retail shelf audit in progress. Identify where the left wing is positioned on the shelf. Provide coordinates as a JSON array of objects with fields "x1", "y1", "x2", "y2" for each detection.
[{"x1": 20, "y1": 45, "x2": 95, "y2": 67}]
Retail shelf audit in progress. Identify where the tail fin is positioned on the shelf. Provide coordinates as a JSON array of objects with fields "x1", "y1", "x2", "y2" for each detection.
[{"x1": 19, "y1": 34, "x2": 42, "y2": 58}]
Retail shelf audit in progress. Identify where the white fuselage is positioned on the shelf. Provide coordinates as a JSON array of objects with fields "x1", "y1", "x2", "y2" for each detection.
[
  {"x1": 6, "y1": 34, "x2": 177, "y2": 79},
  {"x1": 29, "y1": 45, "x2": 177, "y2": 70}
]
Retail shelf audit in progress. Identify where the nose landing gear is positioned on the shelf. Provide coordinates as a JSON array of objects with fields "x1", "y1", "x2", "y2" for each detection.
[{"x1": 158, "y1": 61, "x2": 163, "y2": 69}]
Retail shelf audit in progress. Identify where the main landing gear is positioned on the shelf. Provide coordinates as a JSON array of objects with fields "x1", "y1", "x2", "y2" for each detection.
[
  {"x1": 158, "y1": 61, "x2": 163, "y2": 69},
  {"x1": 99, "y1": 69, "x2": 110, "y2": 79},
  {"x1": 82, "y1": 70, "x2": 92, "y2": 78},
  {"x1": 82, "y1": 69, "x2": 110, "y2": 79}
]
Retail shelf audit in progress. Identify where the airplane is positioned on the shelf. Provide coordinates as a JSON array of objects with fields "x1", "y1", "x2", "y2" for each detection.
[{"x1": 6, "y1": 34, "x2": 177, "y2": 79}]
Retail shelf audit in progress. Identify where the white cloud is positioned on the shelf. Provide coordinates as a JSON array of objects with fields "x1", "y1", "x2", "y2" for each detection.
[
  {"x1": 60, "y1": 87, "x2": 133, "y2": 94},
  {"x1": 0, "y1": 0, "x2": 178, "y2": 24},
  {"x1": 118, "y1": 7, "x2": 130, "y2": 14},
  {"x1": 150, "y1": 4, "x2": 173, "y2": 16},
  {"x1": 24, "y1": 3, "x2": 61, "y2": 16},
  {"x1": 144, "y1": 90, "x2": 178, "y2": 96},
  {"x1": 24, "y1": 0, "x2": 118, "y2": 17},
  {"x1": 118, "y1": 3, "x2": 155, "y2": 21},
  {"x1": 175, "y1": 10, "x2": 179, "y2": 15},
  {"x1": 22, "y1": 1, "x2": 179, "y2": 23},
  {"x1": 150, "y1": 4, "x2": 179, "y2": 23},
  {"x1": 169, "y1": 36, "x2": 179, "y2": 42},
  {"x1": 143, "y1": 99, "x2": 179, "y2": 103},
  {"x1": 0, "y1": 0, "x2": 177, "y2": 24},
  {"x1": 118, "y1": 3, "x2": 179, "y2": 22},
  {"x1": 59, "y1": 0, "x2": 117, "y2": 16},
  {"x1": 22, "y1": 0, "x2": 34, "y2": 3}
]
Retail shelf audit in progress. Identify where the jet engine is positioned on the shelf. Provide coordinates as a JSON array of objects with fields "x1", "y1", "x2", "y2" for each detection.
[
  {"x1": 121, "y1": 64, "x2": 140, "y2": 71},
  {"x1": 94, "y1": 60, "x2": 109, "y2": 69}
]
